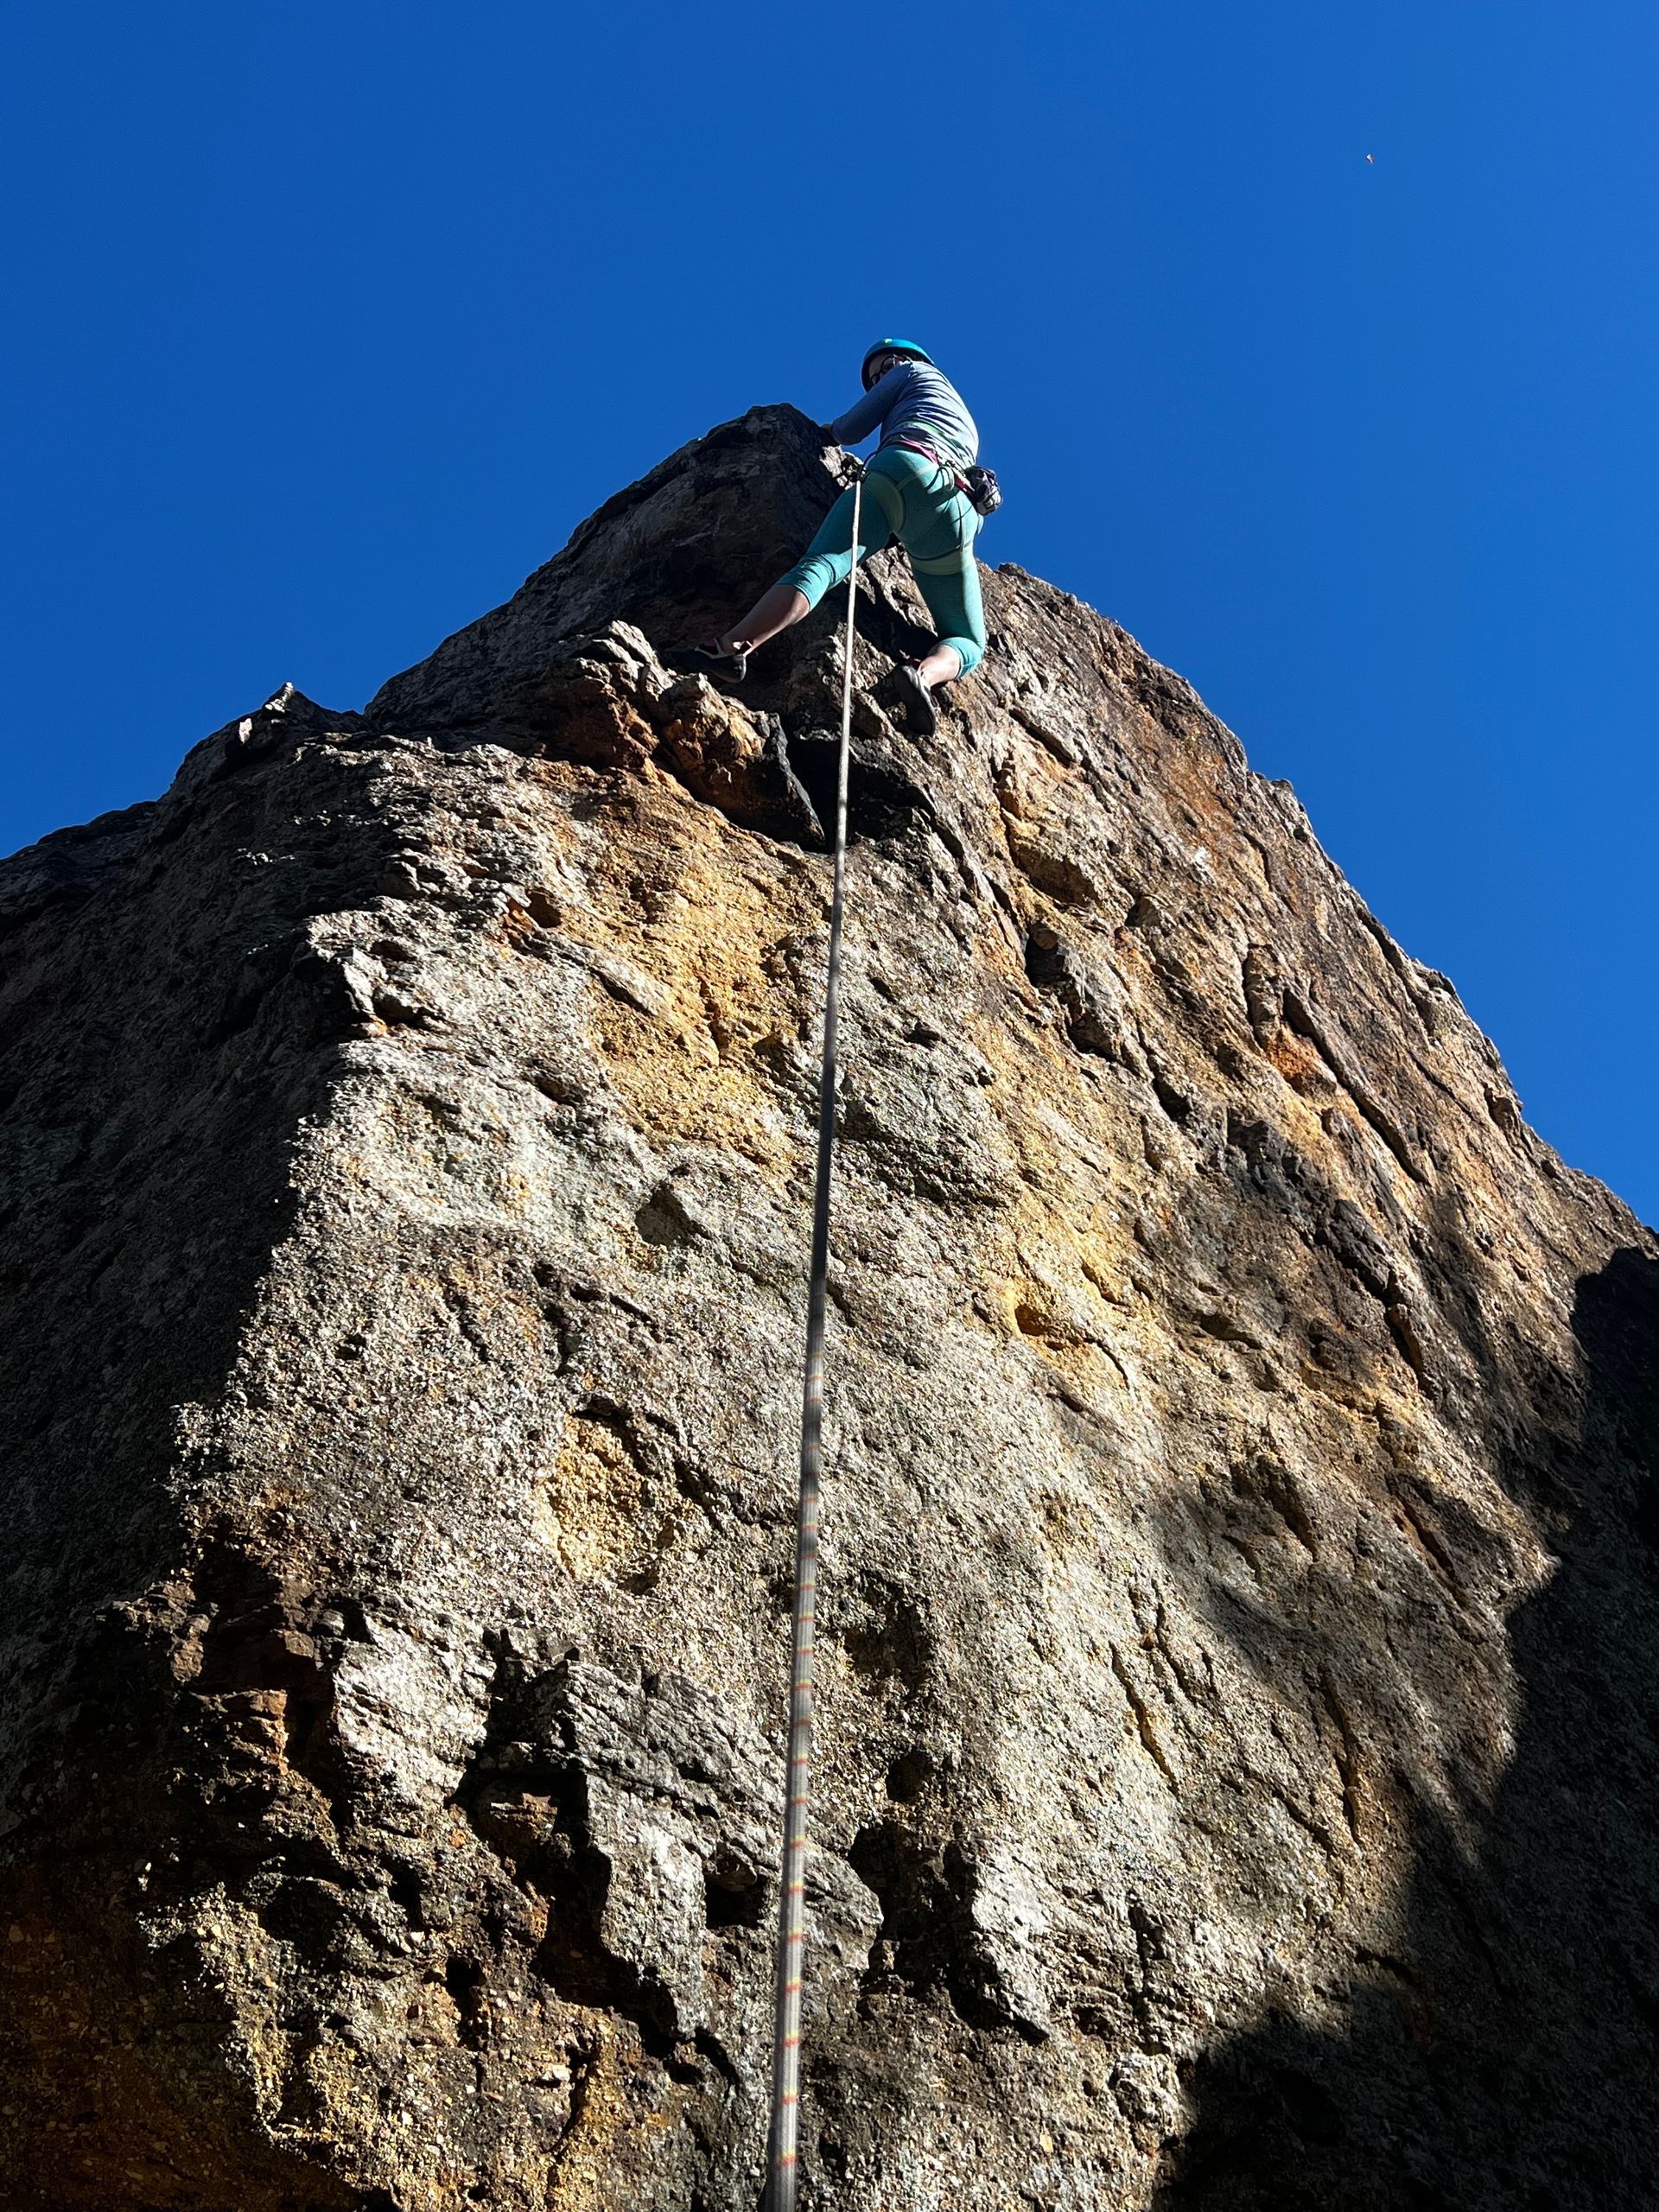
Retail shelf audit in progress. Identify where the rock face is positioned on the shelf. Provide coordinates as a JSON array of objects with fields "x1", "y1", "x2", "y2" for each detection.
[{"x1": 3, "y1": 405, "x2": 1656, "y2": 2212}]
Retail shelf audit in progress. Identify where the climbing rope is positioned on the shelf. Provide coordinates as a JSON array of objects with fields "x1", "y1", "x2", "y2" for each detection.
[{"x1": 763, "y1": 463, "x2": 864, "y2": 2212}]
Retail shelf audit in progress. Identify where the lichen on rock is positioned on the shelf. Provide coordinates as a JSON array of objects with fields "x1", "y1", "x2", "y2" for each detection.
[{"x1": 1, "y1": 406, "x2": 1656, "y2": 2210}]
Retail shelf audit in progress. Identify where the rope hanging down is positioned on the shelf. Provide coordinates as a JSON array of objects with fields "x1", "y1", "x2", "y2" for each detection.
[{"x1": 763, "y1": 464, "x2": 864, "y2": 2212}]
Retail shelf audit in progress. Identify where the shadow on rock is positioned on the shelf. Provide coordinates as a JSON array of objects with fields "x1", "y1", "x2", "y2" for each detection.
[{"x1": 1153, "y1": 1246, "x2": 1659, "y2": 2210}]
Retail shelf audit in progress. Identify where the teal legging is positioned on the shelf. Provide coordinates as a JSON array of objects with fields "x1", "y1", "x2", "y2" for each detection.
[{"x1": 779, "y1": 444, "x2": 987, "y2": 676}]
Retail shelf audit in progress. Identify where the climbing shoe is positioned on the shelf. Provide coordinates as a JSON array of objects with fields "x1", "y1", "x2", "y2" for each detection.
[
  {"x1": 672, "y1": 641, "x2": 748, "y2": 685},
  {"x1": 894, "y1": 661, "x2": 938, "y2": 736}
]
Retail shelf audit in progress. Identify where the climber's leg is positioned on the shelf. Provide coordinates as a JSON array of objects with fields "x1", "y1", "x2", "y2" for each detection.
[
  {"x1": 913, "y1": 641, "x2": 965, "y2": 686},
  {"x1": 716, "y1": 583, "x2": 808, "y2": 657},
  {"x1": 911, "y1": 550, "x2": 986, "y2": 680},
  {"x1": 888, "y1": 559, "x2": 980, "y2": 734},
  {"x1": 775, "y1": 474, "x2": 899, "y2": 611},
  {"x1": 710, "y1": 478, "x2": 898, "y2": 659},
  {"x1": 879, "y1": 446, "x2": 986, "y2": 696}
]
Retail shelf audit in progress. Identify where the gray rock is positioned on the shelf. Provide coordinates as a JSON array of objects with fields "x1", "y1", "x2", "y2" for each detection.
[{"x1": 1, "y1": 407, "x2": 1656, "y2": 2212}]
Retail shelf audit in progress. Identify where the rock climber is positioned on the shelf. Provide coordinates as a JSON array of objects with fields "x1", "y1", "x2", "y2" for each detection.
[{"x1": 681, "y1": 340, "x2": 988, "y2": 734}]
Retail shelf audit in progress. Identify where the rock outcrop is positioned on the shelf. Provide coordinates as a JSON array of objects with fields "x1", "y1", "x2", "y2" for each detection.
[{"x1": 2, "y1": 406, "x2": 1656, "y2": 2212}]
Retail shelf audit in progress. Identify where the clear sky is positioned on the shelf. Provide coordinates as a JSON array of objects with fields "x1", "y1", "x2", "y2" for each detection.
[{"x1": 3, "y1": 2, "x2": 1655, "y2": 1224}]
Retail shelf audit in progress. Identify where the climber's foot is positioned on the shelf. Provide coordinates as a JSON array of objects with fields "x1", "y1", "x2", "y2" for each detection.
[
  {"x1": 895, "y1": 660, "x2": 938, "y2": 735},
  {"x1": 673, "y1": 640, "x2": 749, "y2": 684}
]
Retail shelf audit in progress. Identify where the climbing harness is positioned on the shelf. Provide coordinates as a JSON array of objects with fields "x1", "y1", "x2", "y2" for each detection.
[
  {"x1": 763, "y1": 462, "x2": 864, "y2": 2212},
  {"x1": 887, "y1": 433, "x2": 1003, "y2": 518}
]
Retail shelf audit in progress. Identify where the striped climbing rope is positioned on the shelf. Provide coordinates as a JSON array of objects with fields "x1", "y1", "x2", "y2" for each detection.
[{"x1": 763, "y1": 464, "x2": 863, "y2": 2212}]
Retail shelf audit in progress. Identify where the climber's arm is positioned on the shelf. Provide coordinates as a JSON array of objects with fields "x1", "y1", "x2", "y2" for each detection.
[{"x1": 824, "y1": 363, "x2": 911, "y2": 448}]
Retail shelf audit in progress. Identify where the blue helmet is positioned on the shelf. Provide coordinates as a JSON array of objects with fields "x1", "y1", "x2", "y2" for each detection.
[{"x1": 861, "y1": 337, "x2": 933, "y2": 389}]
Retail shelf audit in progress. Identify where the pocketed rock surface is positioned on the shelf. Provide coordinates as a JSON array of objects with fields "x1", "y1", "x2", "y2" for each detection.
[{"x1": 3, "y1": 406, "x2": 1656, "y2": 2212}]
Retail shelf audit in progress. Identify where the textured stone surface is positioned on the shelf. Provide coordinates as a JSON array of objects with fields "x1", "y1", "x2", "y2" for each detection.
[{"x1": 2, "y1": 406, "x2": 1656, "y2": 2210}]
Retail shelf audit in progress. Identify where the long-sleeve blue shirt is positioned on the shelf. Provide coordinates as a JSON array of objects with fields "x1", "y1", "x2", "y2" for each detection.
[{"x1": 828, "y1": 359, "x2": 979, "y2": 472}]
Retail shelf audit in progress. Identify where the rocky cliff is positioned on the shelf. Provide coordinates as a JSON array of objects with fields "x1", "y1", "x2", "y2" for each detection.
[{"x1": 2, "y1": 406, "x2": 1656, "y2": 2212}]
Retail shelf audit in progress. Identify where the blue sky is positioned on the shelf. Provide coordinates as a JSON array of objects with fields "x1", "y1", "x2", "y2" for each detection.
[{"x1": 3, "y1": 2, "x2": 1655, "y2": 1223}]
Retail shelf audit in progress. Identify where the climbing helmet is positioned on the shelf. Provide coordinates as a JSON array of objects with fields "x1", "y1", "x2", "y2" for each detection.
[{"x1": 861, "y1": 337, "x2": 933, "y2": 389}]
